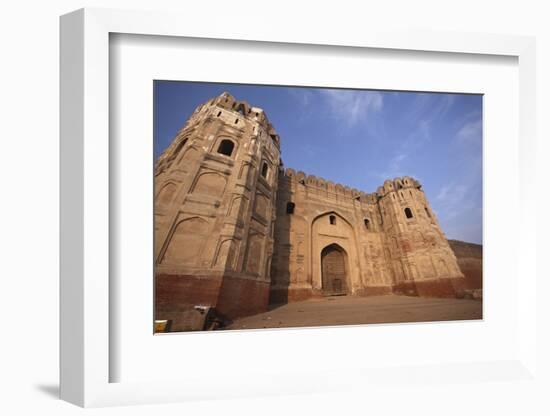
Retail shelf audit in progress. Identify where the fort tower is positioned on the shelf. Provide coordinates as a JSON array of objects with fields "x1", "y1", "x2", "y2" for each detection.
[{"x1": 155, "y1": 92, "x2": 281, "y2": 324}]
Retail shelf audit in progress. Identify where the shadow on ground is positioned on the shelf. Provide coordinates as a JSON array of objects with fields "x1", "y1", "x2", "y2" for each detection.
[{"x1": 34, "y1": 384, "x2": 59, "y2": 399}]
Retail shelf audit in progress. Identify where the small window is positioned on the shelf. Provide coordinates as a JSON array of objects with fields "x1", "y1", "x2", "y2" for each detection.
[
  {"x1": 234, "y1": 118, "x2": 239, "y2": 124},
  {"x1": 217, "y1": 139, "x2": 235, "y2": 157},
  {"x1": 364, "y1": 218, "x2": 371, "y2": 230},
  {"x1": 286, "y1": 202, "x2": 295, "y2": 214},
  {"x1": 261, "y1": 162, "x2": 269, "y2": 178},
  {"x1": 404, "y1": 207, "x2": 413, "y2": 219},
  {"x1": 217, "y1": 111, "x2": 222, "y2": 117},
  {"x1": 425, "y1": 207, "x2": 431, "y2": 218},
  {"x1": 329, "y1": 215, "x2": 336, "y2": 225}
]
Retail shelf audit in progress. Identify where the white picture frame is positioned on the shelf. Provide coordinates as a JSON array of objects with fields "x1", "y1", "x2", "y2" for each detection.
[{"x1": 60, "y1": 7, "x2": 538, "y2": 408}]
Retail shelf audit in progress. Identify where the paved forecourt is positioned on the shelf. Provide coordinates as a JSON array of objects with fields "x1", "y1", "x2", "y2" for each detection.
[{"x1": 226, "y1": 295, "x2": 482, "y2": 330}]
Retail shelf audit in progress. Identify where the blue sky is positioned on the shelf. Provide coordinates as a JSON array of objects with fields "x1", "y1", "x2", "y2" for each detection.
[{"x1": 154, "y1": 81, "x2": 483, "y2": 244}]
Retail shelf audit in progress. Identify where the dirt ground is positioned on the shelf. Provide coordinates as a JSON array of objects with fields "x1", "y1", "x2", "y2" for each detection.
[{"x1": 225, "y1": 295, "x2": 482, "y2": 330}]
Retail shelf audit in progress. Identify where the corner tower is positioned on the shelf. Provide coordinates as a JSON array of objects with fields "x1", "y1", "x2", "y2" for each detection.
[
  {"x1": 376, "y1": 176, "x2": 465, "y2": 297},
  {"x1": 154, "y1": 92, "x2": 281, "y2": 326}
]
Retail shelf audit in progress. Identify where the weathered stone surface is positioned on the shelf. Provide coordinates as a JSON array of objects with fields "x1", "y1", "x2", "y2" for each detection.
[
  {"x1": 226, "y1": 295, "x2": 483, "y2": 330},
  {"x1": 154, "y1": 92, "x2": 470, "y2": 326},
  {"x1": 448, "y1": 239, "x2": 482, "y2": 290}
]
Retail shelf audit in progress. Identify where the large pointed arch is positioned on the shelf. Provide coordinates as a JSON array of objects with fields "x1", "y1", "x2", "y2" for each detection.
[
  {"x1": 310, "y1": 210, "x2": 360, "y2": 294},
  {"x1": 320, "y1": 243, "x2": 349, "y2": 295}
]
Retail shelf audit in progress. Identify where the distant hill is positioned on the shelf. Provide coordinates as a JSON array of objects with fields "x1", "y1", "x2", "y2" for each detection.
[{"x1": 448, "y1": 239, "x2": 482, "y2": 290}]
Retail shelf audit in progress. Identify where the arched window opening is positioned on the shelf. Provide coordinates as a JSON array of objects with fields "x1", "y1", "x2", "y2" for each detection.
[
  {"x1": 364, "y1": 218, "x2": 371, "y2": 230},
  {"x1": 286, "y1": 202, "x2": 295, "y2": 214},
  {"x1": 404, "y1": 207, "x2": 414, "y2": 219},
  {"x1": 425, "y1": 207, "x2": 432, "y2": 218},
  {"x1": 217, "y1": 139, "x2": 235, "y2": 157},
  {"x1": 261, "y1": 162, "x2": 269, "y2": 178},
  {"x1": 329, "y1": 215, "x2": 336, "y2": 225}
]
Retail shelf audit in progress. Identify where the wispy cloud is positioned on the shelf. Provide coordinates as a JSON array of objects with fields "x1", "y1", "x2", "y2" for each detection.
[
  {"x1": 406, "y1": 93, "x2": 455, "y2": 124},
  {"x1": 320, "y1": 89, "x2": 383, "y2": 127},
  {"x1": 434, "y1": 180, "x2": 481, "y2": 243},
  {"x1": 456, "y1": 119, "x2": 482, "y2": 144},
  {"x1": 437, "y1": 183, "x2": 469, "y2": 206},
  {"x1": 300, "y1": 143, "x2": 318, "y2": 158},
  {"x1": 287, "y1": 88, "x2": 316, "y2": 123},
  {"x1": 375, "y1": 152, "x2": 408, "y2": 180},
  {"x1": 288, "y1": 88, "x2": 314, "y2": 108},
  {"x1": 374, "y1": 96, "x2": 453, "y2": 180},
  {"x1": 374, "y1": 154, "x2": 426, "y2": 185}
]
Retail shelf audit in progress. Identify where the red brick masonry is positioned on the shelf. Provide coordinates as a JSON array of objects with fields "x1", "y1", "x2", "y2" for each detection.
[
  {"x1": 393, "y1": 277, "x2": 466, "y2": 298},
  {"x1": 156, "y1": 274, "x2": 271, "y2": 329},
  {"x1": 216, "y1": 276, "x2": 270, "y2": 319}
]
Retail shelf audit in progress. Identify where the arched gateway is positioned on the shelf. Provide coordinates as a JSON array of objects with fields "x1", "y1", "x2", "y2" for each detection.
[{"x1": 321, "y1": 244, "x2": 348, "y2": 296}]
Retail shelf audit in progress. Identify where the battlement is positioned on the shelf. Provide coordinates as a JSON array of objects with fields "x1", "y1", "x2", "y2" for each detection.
[
  {"x1": 281, "y1": 168, "x2": 377, "y2": 204},
  {"x1": 376, "y1": 176, "x2": 422, "y2": 197},
  {"x1": 199, "y1": 92, "x2": 281, "y2": 148},
  {"x1": 281, "y1": 168, "x2": 422, "y2": 204}
]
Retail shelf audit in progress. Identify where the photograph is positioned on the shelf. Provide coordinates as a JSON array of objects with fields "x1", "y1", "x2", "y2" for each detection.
[{"x1": 153, "y1": 81, "x2": 483, "y2": 333}]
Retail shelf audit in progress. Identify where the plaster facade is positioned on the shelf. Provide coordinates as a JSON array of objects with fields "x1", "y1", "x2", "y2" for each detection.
[{"x1": 155, "y1": 92, "x2": 466, "y2": 325}]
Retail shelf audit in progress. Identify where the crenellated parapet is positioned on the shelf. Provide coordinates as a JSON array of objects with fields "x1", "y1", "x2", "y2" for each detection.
[
  {"x1": 376, "y1": 176, "x2": 422, "y2": 198},
  {"x1": 281, "y1": 169, "x2": 422, "y2": 205},
  {"x1": 281, "y1": 167, "x2": 378, "y2": 204},
  {"x1": 202, "y1": 91, "x2": 281, "y2": 150}
]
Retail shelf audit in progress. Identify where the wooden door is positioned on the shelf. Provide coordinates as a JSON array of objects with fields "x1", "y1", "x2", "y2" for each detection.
[{"x1": 321, "y1": 245, "x2": 347, "y2": 295}]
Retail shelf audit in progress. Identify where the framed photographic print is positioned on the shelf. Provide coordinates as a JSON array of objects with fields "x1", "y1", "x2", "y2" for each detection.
[
  {"x1": 60, "y1": 7, "x2": 538, "y2": 408},
  {"x1": 152, "y1": 81, "x2": 483, "y2": 333}
]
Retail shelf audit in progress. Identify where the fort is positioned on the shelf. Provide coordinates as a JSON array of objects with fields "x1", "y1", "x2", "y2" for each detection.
[{"x1": 154, "y1": 92, "x2": 474, "y2": 331}]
